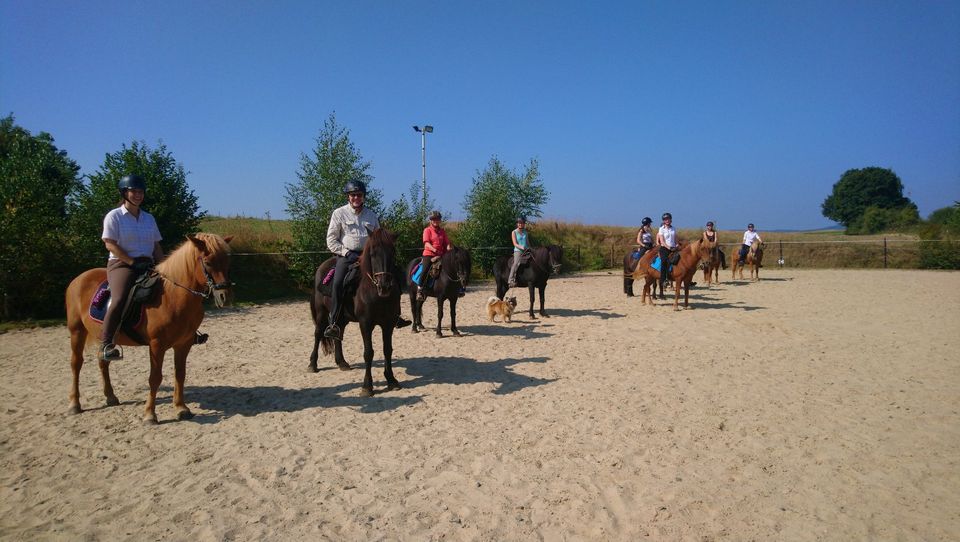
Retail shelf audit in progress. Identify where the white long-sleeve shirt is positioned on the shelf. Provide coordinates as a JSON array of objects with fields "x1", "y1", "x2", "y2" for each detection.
[
  {"x1": 326, "y1": 204, "x2": 380, "y2": 256},
  {"x1": 742, "y1": 230, "x2": 762, "y2": 245}
]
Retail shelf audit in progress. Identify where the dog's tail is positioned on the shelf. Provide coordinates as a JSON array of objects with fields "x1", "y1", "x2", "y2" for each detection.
[{"x1": 487, "y1": 296, "x2": 500, "y2": 306}]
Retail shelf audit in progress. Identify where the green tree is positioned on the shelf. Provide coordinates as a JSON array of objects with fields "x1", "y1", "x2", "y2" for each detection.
[
  {"x1": 928, "y1": 202, "x2": 960, "y2": 232},
  {"x1": 821, "y1": 167, "x2": 915, "y2": 230},
  {"x1": 69, "y1": 141, "x2": 204, "y2": 261},
  {"x1": 284, "y1": 112, "x2": 383, "y2": 285},
  {"x1": 380, "y1": 181, "x2": 437, "y2": 266},
  {"x1": 0, "y1": 115, "x2": 83, "y2": 319},
  {"x1": 458, "y1": 157, "x2": 549, "y2": 273}
]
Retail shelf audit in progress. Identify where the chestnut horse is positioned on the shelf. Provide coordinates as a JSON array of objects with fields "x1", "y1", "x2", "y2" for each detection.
[
  {"x1": 309, "y1": 227, "x2": 401, "y2": 396},
  {"x1": 631, "y1": 239, "x2": 714, "y2": 310},
  {"x1": 406, "y1": 246, "x2": 472, "y2": 337},
  {"x1": 623, "y1": 247, "x2": 662, "y2": 298},
  {"x1": 732, "y1": 240, "x2": 764, "y2": 281},
  {"x1": 65, "y1": 233, "x2": 233, "y2": 424}
]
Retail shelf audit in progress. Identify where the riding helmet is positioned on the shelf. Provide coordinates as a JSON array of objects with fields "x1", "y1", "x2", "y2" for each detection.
[
  {"x1": 343, "y1": 180, "x2": 367, "y2": 195},
  {"x1": 641, "y1": 217, "x2": 652, "y2": 226},
  {"x1": 706, "y1": 221, "x2": 714, "y2": 227},
  {"x1": 118, "y1": 174, "x2": 146, "y2": 192},
  {"x1": 662, "y1": 212, "x2": 672, "y2": 220},
  {"x1": 429, "y1": 210, "x2": 442, "y2": 221}
]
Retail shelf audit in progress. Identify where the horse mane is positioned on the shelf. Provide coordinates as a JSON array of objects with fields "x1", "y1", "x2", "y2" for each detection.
[
  {"x1": 156, "y1": 233, "x2": 229, "y2": 281},
  {"x1": 359, "y1": 227, "x2": 395, "y2": 274}
]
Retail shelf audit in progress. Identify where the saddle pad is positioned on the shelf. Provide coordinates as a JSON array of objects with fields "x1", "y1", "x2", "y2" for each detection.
[
  {"x1": 322, "y1": 267, "x2": 335, "y2": 285},
  {"x1": 410, "y1": 263, "x2": 434, "y2": 290},
  {"x1": 317, "y1": 264, "x2": 360, "y2": 298},
  {"x1": 88, "y1": 281, "x2": 145, "y2": 328},
  {"x1": 651, "y1": 256, "x2": 662, "y2": 272}
]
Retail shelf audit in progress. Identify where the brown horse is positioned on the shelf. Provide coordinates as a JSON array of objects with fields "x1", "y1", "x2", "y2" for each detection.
[
  {"x1": 732, "y1": 240, "x2": 764, "y2": 281},
  {"x1": 65, "y1": 233, "x2": 233, "y2": 424},
  {"x1": 701, "y1": 245, "x2": 725, "y2": 287},
  {"x1": 631, "y1": 239, "x2": 714, "y2": 310},
  {"x1": 309, "y1": 227, "x2": 401, "y2": 396}
]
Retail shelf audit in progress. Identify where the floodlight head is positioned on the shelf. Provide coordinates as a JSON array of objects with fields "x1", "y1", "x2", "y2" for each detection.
[
  {"x1": 413, "y1": 125, "x2": 421, "y2": 132},
  {"x1": 423, "y1": 125, "x2": 434, "y2": 133}
]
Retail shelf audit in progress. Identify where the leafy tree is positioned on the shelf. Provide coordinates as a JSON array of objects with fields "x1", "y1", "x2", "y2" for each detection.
[
  {"x1": 0, "y1": 115, "x2": 83, "y2": 319},
  {"x1": 380, "y1": 181, "x2": 437, "y2": 266},
  {"x1": 928, "y1": 202, "x2": 960, "y2": 232},
  {"x1": 457, "y1": 157, "x2": 549, "y2": 273},
  {"x1": 821, "y1": 167, "x2": 915, "y2": 230},
  {"x1": 69, "y1": 141, "x2": 204, "y2": 261},
  {"x1": 284, "y1": 112, "x2": 383, "y2": 285},
  {"x1": 851, "y1": 203, "x2": 920, "y2": 234}
]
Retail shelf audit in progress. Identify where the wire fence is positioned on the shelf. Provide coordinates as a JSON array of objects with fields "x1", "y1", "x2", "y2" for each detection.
[{"x1": 223, "y1": 238, "x2": 959, "y2": 302}]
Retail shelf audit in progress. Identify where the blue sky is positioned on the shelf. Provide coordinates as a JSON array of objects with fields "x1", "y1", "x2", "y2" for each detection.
[{"x1": 3, "y1": 1, "x2": 958, "y2": 231}]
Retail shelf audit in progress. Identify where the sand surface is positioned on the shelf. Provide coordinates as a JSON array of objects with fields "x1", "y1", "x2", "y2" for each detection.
[{"x1": 1, "y1": 269, "x2": 958, "y2": 541}]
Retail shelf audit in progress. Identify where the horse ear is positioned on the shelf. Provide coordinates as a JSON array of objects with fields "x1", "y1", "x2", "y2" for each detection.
[
  {"x1": 223, "y1": 235, "x2": 234, "y2": 244},
  {"x1": 365, "y1": 225, "x2": 375, "y2": 236},
  {"x1": 186, "y1": 234, "x2": 206, "y2": 251}
]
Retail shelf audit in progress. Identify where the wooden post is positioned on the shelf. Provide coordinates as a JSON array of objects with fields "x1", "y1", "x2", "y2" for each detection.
[{"x1": 883, "y1": 237, "x2": 888, "y2": 269}]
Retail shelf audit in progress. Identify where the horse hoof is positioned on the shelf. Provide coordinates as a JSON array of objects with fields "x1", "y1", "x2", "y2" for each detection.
[
  {"x1": 142, "y1": 416, "x2": 159, "y2": 426},
  {"x1": 360, "y1": 388, "x2": 375, "y2": 397},
  {"x1": 337, "y1": 362, "x2": 352, "y2": 371},
  {"x1": 177, "y1": 410, "x2": 194, "y2": 421},
  {"x1": 452, "y1": 331, "x2": 462, "y2": 337},
  {"x1": 68, "y1": 405, "x2": 82, "y2": 415},
  {"x1": 412, "y1": 327, "x2": 419, "y2": 334},
  {"x1": 435, "y1": 332, "x2": 443, "y2": 338},
  {"x1": 105, "y1": 396, "x2": 120, "y2": 407},
  {"x1": 306, "y1": 364, "x2": 319, "y2": 373},
  {"x1": 386, "y1": 381, "x2": 402, "y2": 391},
  {"x1": 540, "y1": 313, "x2": 550, "y2": 318}
]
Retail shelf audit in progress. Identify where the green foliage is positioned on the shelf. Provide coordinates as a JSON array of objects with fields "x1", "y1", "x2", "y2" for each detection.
[
  {"x1": 69, "y1": 140, "x2": 205, "y2": 261},
  {"x1": 284, "y1": 112, "x2": 383, "y2": 285},
  {"x1": 928, "y1": 202, "x2": 960, "y2": 233},
  {"x1": 457, "y1": 157, "x2": 549, "y2": 272},
  {"x1": 380, "y1": 182, "x2": 437, "y2": 265},
  {"x1": 848, "y1": 204, "x2": 920, "y2": 234},
  {"x1": 822, "y1": 167, "x2": 915, "y2": 229},
  {"x1": 0, "y1": 115, "x2": 83, "y2": 319}
]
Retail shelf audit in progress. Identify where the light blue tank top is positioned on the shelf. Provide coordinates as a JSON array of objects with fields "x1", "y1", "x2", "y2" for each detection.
[{"x1": 513, "y1": 229, "x2": 528, "y2": 252}]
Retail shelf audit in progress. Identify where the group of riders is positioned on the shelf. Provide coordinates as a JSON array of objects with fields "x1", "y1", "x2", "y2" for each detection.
[
  {"x1": 98, "y1": 177, "x2": 764, "y2": 360},
  {"x1": 632, "y1": 212, "x2": 764, "y2": 291}
]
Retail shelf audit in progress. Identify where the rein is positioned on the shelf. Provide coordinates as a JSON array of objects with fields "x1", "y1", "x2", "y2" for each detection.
[{"x1": 156, "y1": 256, "x2": 232, "y2": 299}]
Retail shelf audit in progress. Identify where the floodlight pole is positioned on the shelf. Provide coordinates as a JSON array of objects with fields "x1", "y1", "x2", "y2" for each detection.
[{"x1": 413, "y1": 125, "x2": 434, "y2": 217}]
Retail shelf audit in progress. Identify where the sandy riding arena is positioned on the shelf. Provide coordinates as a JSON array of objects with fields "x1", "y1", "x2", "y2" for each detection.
[{"x1": 1, "y1": 269, "x2": 958, "y2": 540}]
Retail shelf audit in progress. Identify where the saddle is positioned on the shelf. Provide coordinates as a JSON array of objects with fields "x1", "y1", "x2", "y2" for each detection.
[
  {"x1": 410, "y1": 260, "x2": 438, "y2": 291},
  {"x1": 88, "y1": 271, "x2": 161, "y2": 345},
  {"x1": 652, "y1": 249, "x2": 681, "y2": 273},
  {"x1": 318, "y1": 261, "x2": 360, "y2": 298}
]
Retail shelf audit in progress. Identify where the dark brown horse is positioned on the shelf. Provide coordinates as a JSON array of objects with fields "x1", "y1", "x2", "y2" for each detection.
[
  {"x1": 701, "y1": 245, "x2": 725, "y2": 287},
  {"x1": 309, "y1": 227, "x2": 401, "y2": 396},
  {"x1": 493, "y1": 245, "x2": 563, "y2": 319},
  {"x1": 632, "y1": 239, "x2": 714, "y2": 310},
  {"x1": 406, "y1": 246, "x2": 472, "y2": 337},
  {"x1": 64, "y1": 233, "x2": 233, "y2": 424},
  {"x1": 732, "y1": 240, "x2": 764, "y2": 281}
]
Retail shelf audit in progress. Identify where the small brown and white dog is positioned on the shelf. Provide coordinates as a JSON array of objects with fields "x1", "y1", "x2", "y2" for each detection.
[{"x1": 486, "y1": 296, "x2": 517, "y2": 323}]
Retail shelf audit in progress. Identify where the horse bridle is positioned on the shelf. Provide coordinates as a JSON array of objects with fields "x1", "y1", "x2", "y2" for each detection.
[
  {"x1": 156, "y1": 256, "x2": 233, "y2": 301},
  {"x1": 366, "y1": 270, "x2": 392, "y2": 288}
]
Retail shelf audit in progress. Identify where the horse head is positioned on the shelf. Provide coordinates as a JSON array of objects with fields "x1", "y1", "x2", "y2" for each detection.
[
  {"x1": 689, "y1": 239, "x2": 714, "y2": 270},
  {"x1": 547, "y1": 245, "x2": 563, "y2": 274},
  {"x1": 361, "y1": 227, "x2": 397, "y2": 297},
  {"x1": 447, "y1": 246, "x2": 472, "y2": 289},
  {"x1": 185, "y1": 233, "x2": 234, "y2": 308}
]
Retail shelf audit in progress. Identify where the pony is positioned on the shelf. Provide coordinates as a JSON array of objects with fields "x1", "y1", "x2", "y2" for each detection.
[
  {"x1": 405, "y1": 246, "x2": 472, "y2": 337},
  {"x1": 308, "y1": 227, "x2": 401, "y2": 396},
  {"x1": 732, "y1": 240, "x2": 764, "y2": 281},
  {"x1": 701, "y1": 244, "x2": 725, "y2": 287},
  {"x1": 493, "y1": 245, "x2": 563, "y2": 319},
  {"x1": 623, "y1": 248, "x2": 662, "y2": 298},
  {"x1": 631, "y1": 239, "x2": 714, "y2": 310},
  {"x1": 64, "y1": 233, "x2": 233, "y2": 425}
]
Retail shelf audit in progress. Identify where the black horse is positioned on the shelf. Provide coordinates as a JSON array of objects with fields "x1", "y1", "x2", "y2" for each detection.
[
  {"x1": 493, "y1": 245, "x2": 563, "y2": 319},
  {"x1": 405, "y1": 246, "x2": 472, "y2": 337},
  {"x1": 308, "y1": 227, "x2": 401, "y2": 396}
]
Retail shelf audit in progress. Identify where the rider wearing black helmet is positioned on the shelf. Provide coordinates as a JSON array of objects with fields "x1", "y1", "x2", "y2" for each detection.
[
  {"x1": 636, "y1": 216, "x2": 654, "y2": 254},
  {"x1": 99, "y1": 175, "x2": 165, "y2": 361},
  {"x1": 324, "y1": 180, "x2": 410, "y2": 339}
]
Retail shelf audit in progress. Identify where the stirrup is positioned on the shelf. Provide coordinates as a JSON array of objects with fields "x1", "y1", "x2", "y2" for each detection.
[
  {"x1": 323, "y1": 324, "x2": 341, "y2": 340},
  {"x1": 100, "y1": 343, "x2": 122, "y2": 361}
]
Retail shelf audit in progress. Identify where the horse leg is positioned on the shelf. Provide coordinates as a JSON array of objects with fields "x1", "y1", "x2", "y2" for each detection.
[
  {"x1": 435, "y1": 295, "x2": 445, "y2": 338},
  {"x1": 359, "y1": 321, "x2": 375, "y2": 397},
  {"x1": 538, "y1": 285, "x2": 549, "y2": 317},
  {"x1": 527, "y1": 285, "x2": 536, "y2": 319},
  {"x1": 624, "y1": 275, "x2": 634, "y2": 296},
  {"x1": 98, "y1": 356, "x2": 120, "y2": 408},
  {"x1": 172, "y1": 345, "x2": 194, "y2": 421},
  {"x1": 449, "y1": 297, "x2": 461, "y2": 337},
  {"x1": 309, "y1": 316, "x2": 322, "y2": 372},
  {"x1": 381, "y1": 325, "x2": 401, "y2": 390},
  {"x1": 334, "y1": 327, "x2": 350, "y2": 370},
  {"x1": 143, "y1": 343, "x2": 167, "y2": 425},
  {"x1": 68, "y1": 327, "x2": 87, "y2": 415},
  {"x1": 673, "y1": 279, "x2": 681, "y2": 311},
  {"x1": 409, "y1": 288, "x2": 421, "y2": 333}
]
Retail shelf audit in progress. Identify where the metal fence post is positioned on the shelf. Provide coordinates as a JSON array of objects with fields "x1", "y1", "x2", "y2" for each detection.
[
  {"x1": 779, "y1": 240, "x2": 783, "y2": 267},
  {"x1": 883, "y1": 237, "x2": 888, "y2": 269}
]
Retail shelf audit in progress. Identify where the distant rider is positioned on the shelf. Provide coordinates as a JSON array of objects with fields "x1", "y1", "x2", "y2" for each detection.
[
  {"x1": 508, "y1": 216, "x2": 529, "y2": 288},
  {"x1": 416, "y1": 210, "x2": 452, "y2": 301},
  {"x1": 656, "y1": 212, "x2": 677, "y2": 292},
  {"x1": 738, "y1": 223, "x2": 763, "y2": 265}
]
